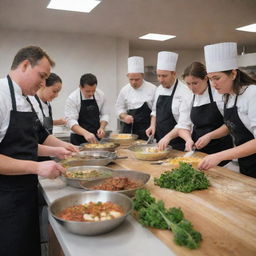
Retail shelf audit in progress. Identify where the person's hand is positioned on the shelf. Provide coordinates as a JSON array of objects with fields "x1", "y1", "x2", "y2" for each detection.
[
  {"x1": 36, "y1": 161, "x2": 65, "y2": 179},
  {"x1": 84, "y1": 132, "x2": 98, "y2": 143},
  {"x1": 195, "y1": 134, "x2": 211, "y2": 149},
  {"x1": 185, "y1": 139, "x2": 194, "y2": 152},
  {"x1": 55, "y1": 118, "x2": 67, "y2": 126},
  {"x1": 97, "y1": 127, "x2": 105, "y2": 139},
  {"x1": 63, "y1": 143, "x2": 79, "y2": 153},
  {"x1": 123, "y1": 115, "x2": 134, "y2": 124},
  {"x1": 53, "y1": 147, "x2": 73, "y2": 159},
  {"x1": 198, "y1": 153, "x2": 222, "y2": 170},
  {"x1": 146, "y1": 125, "x2": 155, "y2": 137},
  {"x1": 158, "y1": 135, "x2": 170, "y2": 150}
]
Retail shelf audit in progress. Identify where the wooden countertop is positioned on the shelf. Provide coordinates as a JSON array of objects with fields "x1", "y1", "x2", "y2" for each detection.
[{"x1": 111, "y1": 148, "x2": 256, "y2": 256}]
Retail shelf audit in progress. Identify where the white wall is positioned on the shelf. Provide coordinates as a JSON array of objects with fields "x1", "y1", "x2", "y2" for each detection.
[
  {"x1": 130, "y1": 48, "x2": 204, "y2": 80},
  {"x1": 0, "y1": 28, "x2": 129, "y2": 130}
]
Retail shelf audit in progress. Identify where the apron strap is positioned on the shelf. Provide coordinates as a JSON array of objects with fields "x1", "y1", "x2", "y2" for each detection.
[
  {"x1": 25, "y1": 96, "x2": 37, "y2": 113},
  {"x1": 207, "y1": 81, "x2": 214, "y2": 103},
  {"x1": 48, "y1": 103, "x2": 52, "y2": 118},
  {"x1": 34, "y1": 94, "x2": 46, "y2": 117},
  {"x1": 7, "y1": 75, "x2": 17, "y2": 111}
]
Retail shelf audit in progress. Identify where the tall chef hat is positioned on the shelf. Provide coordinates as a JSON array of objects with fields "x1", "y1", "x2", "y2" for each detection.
[
  {"x1": 128, "y1": 56, "x2": 144, "y2": 73},
  {"x1": 157, "y1": 51, "x2": 178, "y2": 71},
  {"x1": 204, "y1": 42, "x2": 238, "y2": 73}
]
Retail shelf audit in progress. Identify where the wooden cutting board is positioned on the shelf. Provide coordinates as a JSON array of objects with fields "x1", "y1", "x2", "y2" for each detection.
[{"x1": 111, "y1": 149, "x2": 256, "y2": 256}]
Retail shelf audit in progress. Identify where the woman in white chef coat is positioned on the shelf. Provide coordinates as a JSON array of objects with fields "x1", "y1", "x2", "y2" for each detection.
[
  {"x1": 0, "y1": 46, "x2": 67, "y2": 256},
  {"x1": 115, "y1": 56, "x2": 156, "y2": 140},
  {"x1": 198, "y1": 42, "x2": 256, "y2": 178},
  {"x1": 177, "y1": 62, "x2": 233, "y2": 166},
  {"x1": 146, "y1": 51, "x2": 192, "y2": 151},
  {"x1": 65, "y1": 73, "x2": 109, "y2": 145}
]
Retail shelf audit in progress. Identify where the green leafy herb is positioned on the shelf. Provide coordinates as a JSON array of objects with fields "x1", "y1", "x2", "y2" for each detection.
[
  {"x1": 134, "y1": 189, "x2": 202, "y2": 249},
  {"x1": 154, "y1": 162, "x2": 210, "y2": 193}
]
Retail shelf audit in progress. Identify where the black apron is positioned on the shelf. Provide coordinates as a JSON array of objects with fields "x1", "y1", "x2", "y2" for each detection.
[
  {"x1": 34, "y1": 94, "x2": 53, "y2": 134},
  {"x1": 224, "y1": 95, "x2": 256, "y2": 178},
  {"x1": 122, "y1": 102, "x2": 152, "y2": 140},
  {"x1": 190, "y1": 83, "x2": 233, "y2": 166},
  {"x1": 70, "y1": 92, "x2": 100, "y2": 145},
  {"x1": 155, "y1": 80, "x2": 185, "y2": 151},
  {"x1": 0, "y1": 76, "x2": 41, "y2": 256}
]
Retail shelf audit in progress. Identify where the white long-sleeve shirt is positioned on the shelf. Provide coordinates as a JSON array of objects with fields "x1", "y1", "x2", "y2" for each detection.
[
  {"x1": 115, "y1": 80, "x2": 156, "y2": 117},
  {"x1": 65, "y1": 88, "x2": 109, "y2": 130},
  {"x1": 28, "y1": 95, "x2": 51, "y2": 124},
  {"x1": 176, "y1": 87, "x2": 225, "y2": 131},
  {"x1": 0, "y1": 77, "x2": 34, "y2": 143},
  {"x1": 151, "y1": 79, "x2": 192, "y2": 129}
]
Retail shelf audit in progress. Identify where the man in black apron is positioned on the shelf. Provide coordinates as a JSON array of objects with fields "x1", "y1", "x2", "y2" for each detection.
[
  {"x1": 191, "y1": 82, "x2": 233, "y2": 166},
  {"x1": 0, "y1": 46, "x2": 65, "y2": 256},
  {"x1": 117, "y1": 56, "x2": 156, "y2": 140},
  {"x1": 68, "y1": 73, "x2": 108, "y2": 145}
]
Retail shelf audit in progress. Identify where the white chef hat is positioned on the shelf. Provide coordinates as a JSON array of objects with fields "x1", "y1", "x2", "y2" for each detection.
[
  {"x1": 157, "y1": 51, "x2": 178, "y2": 71},
  {"x1": 128, "y1": 56, "x2": 144, "y2": 73},
  {"x1": 204, "y1": 42, "x2": 238, "y2": 73}
]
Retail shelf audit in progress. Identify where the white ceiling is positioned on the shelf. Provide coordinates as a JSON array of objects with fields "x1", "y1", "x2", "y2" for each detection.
[{"x1": 0, "y1": 0, "x2": 256, "y2": 51}]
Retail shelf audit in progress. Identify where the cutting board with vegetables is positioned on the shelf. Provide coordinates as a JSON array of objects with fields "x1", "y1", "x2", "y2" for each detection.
[{"x1": 113, "y1": 149, "x2": 256, "y2": 256}]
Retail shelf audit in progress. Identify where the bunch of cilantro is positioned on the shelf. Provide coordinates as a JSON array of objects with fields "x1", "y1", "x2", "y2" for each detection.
[
  {"x1": 154, "y1": 162, "x2": 210, "y2": 193},
  {"x1": 134, "y1": 189, "x2": 202, "y2": 249}
]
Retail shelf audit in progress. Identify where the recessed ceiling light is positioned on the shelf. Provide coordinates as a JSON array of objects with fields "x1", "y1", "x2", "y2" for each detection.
[
  {"x1": 47, "y1": 0, "x2": 101, "y2": 13},
  {"x1": 139, "y1": 33, "x2": 176, "y2": 41},
  {"x1": 236, "y1": 23, "x2": 256, "y2": 32}
]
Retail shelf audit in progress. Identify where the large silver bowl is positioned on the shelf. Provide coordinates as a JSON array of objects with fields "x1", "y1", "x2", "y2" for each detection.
[
  {"x1": 80, "y1": 142, "x2": 120, "y2": 152},
  {"x1": 80, "y1": 170, "x2": 150, "y2": 197},
  {"x1": 128, "y1": 144, "x2": 172, "y2": 161},
  {"x1": 61, "y1": 166, "x2": 114, "y2": 188},
  {"x1": 60, "y1": 151, "x2": 119, "y2": 167},
  {"x1": 108, "y1": 133, "x2": 138, "y2": 145},
  {"x1": 49, "y1": 191, "x2": 133, "y2": 235}
]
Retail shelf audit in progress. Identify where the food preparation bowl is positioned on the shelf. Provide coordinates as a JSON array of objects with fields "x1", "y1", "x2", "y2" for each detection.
[
  {"x1": 80, "y1": 169, "x2": 150, "y2": 197},
  {"x1": 60, "y1": 151, "x2": 119, "y2": 167},
  {"x1": 79, "y1": 142, "x2": 120, "y2": 152},
  {"x1": 108, "y1": 133, "x2": 138, "y2": 145},
  {"x1": 128, "y1": 144, "x2": 171, "y2": 161},
  {"x1": 49, "y1": 191, "x2": 133, "y2": 235},
  {"x1": 61, "y1": 166, "x2": 114, "y2": 188}
]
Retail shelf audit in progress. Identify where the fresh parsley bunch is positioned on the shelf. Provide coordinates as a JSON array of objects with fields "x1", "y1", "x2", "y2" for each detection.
[
  {"x1": 134, "y1": 189, "x2": 202, "y2": 249},
  {"x1": 154, "y1": 162, "x2": 210, "y2": 192}
]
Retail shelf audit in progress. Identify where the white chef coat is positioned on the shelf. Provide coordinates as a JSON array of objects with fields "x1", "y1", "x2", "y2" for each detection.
[
  {"x1": 0, "y1": 77, "x2": 33, "y2": 143},
  {"x1": 176, "y1": 86, "x2": 225, "y2": 131},
  {"x1": 115, "y1": 80, "x2": 156, "y2": 116},
  {"x1": 28, "y1": 95, "x2": 51, "y2": 125},
  {"x1": 65, "y1": 87, "x2": 109, "y2": 130},
  {"x1": 225, "y1": 85, "x2": 256, "y2": 137},
  {"x1": 151, "y1": 79, "x2": 192, "y2": 129}
]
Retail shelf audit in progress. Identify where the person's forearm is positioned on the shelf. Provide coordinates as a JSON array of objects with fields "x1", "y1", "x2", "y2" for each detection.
[
  {"x1": 71, "y1": 124, "x2": 90, "y2": 137},
  {"x1": 207, "y1": 124, "x2": 230, "y2": 140},
  {"x1": 178, "y1": 128, "x2": 192, "y2": 142},
  {"x1": 43, "y1": 134, "x2": 68, "y2": 147},
  {"x1": 38, "y1": 144, "x2": 59, "y2": 156},
  {"x1": 215, "y1": 139, "x2": 256, "y2": 161},
  {"x1": 100, "y1": 120, "x2": 108, "y2": 129},
  {"x1": 119, "y1": 113, "x2": 128, "y2": 121},
  {"x1": 166, "y1": 128, "x2": 179, "y2": 141},
  {"x1": 0, "y1": 154, "x2": 38, "y2": 175},
  {"x1": 150, "y1": 116, "x2": 156, "y2": 127}
]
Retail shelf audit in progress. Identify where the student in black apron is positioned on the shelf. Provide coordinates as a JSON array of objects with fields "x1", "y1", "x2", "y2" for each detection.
[
  {"x1": 179, "y1": 62, "x2": 233, "y2": 166},
  {"x1": 116, "y1": 57, "x2": 156, "y2": 140},
  {"x1": 199, "y1": 42, "x2": 256, "y2": 178},
  {"x1": 67, "y1": 73, "x2": 109, "y2": 145},
  {"x1": 0, "y1": 46, "x2": 65, "y2": 256}
]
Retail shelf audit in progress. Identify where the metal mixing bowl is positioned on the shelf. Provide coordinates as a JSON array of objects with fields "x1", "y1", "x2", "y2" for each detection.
[
  {"x1": 108, "y1": 133, "x2": 138, "y2": 145},
  {"x1": 80, "y1": 169, "x2": 150, "y2": 197},
  {"x1": 61, "y1": 166, "x2": 114, "y2": 188},
  {"x1": 80, "y1": 142, "x2": 120, "y2": 152},
  {"x1": 49, "y1": 191, "x2": 133, "y2": 235},
  {"x1": 128, "y1": 144, "x2": 172, "y2": 161}
]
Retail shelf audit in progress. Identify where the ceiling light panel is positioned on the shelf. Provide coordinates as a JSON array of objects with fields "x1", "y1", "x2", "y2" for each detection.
[
  {"x1": 139, "y1": 33, "x2": 176, "y2": 41},
  {"x1": 236, "y1": 23, "x2": 256, "y2": 32},
  {"x1": 47, "y1": 0, "x2": 101, "y2": 13}
]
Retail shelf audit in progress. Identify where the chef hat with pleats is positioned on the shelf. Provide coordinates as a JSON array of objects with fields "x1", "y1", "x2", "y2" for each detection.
[
  {"x1": 157, "y1": 51, "x2": 178, "y2": 71},
  {"x1": 204, "y1": 42, "x2": 238, "y2": 73},
  {"x1": 128, "y1": 56, "x2": 144, "y2": 73}
]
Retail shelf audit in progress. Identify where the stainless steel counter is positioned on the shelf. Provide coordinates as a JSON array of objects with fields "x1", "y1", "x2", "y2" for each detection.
[{"x1": 40, "y1": 178, "x2": 175, "y2": 256}]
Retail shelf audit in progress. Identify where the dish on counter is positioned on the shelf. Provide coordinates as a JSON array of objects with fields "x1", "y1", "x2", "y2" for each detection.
[
  {"x1": 80, "y1": 169, "x2": 150, "y2": 197},
  {"x1": 128, "y1": 144, "x2": 171, "y2": 161},
  {"x1": 79, "y1": 142, "x2": 120, "y2": 152},
  {"x1": 49, "y1": 191, "x2": 133, "y2": 235},
  {"x1": 108, "y1": 133, "x2": 138, "y2": 145}
]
